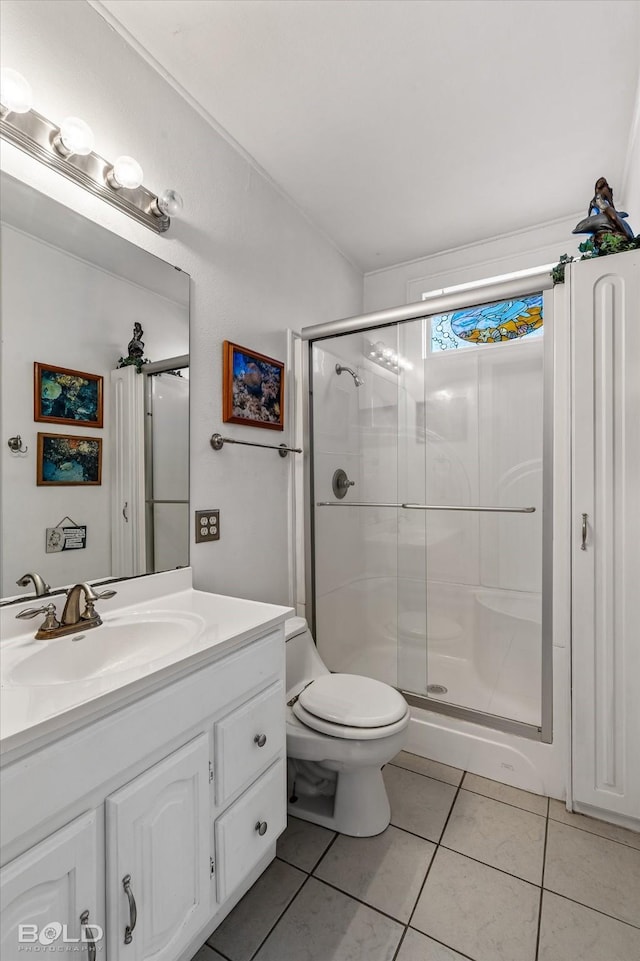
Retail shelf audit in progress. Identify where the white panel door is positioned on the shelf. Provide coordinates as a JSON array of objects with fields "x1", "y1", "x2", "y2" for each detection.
[
  {"x1": 106, "y1": 734, "x2": 211, "y2": 961},
  {"x1": 1, "y1": 810, "x2": 99, "y2": 958},
  {"x1": 571, "y1": 250, "x2": 640, "y2": 821}
]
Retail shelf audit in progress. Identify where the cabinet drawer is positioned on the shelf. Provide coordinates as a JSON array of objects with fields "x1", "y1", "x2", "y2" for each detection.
[
  {"x1": 214, "y1": 681, "x2": 285, "y2": 806},
  {"x1": 214, "y1": 759, "x2": 286, "y2": 903}
]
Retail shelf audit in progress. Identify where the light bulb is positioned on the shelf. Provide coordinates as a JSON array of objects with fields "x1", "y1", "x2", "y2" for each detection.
[
  {"x1": 0, "y1": 68, "x2": 33, "y2": 114},
  {"x1": 54, "y1": 117, "x2": 94, "y2": 156},
  {"x1": 157, "y1": 189, "x2": 183, "y2": 217},
  {"x1": 108, "y1": 155, "x2": 143, "y2": 190}
]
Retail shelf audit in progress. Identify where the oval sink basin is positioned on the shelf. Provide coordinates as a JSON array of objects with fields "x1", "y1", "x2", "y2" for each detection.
[{"x1": 8, "y1": 611, "x2": 206, "y2": 686}]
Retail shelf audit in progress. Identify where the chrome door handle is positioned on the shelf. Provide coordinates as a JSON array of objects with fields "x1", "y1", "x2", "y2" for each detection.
[
  {"x1": 581, "y1": 513, "x2": 588, "y2": 551},
  {"x1": 122, "y1": 874, "x2": 137, "y2": 944},
  {"x1": 255, "y1": 820, "x2": 268, "y2": 836},
  {"x1": 80, "y1": 910, "x2": 96, "y2": 961},
  {"x1": 254, "y1": 733, "x2": 267, "y2": 747}
]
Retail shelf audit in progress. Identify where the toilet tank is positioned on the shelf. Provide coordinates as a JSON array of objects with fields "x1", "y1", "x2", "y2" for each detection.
[{"x1": 285, "y1": 617, "x2": 329, "y2": 692}]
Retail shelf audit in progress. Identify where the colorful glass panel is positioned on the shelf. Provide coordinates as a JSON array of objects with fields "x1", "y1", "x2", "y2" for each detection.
[{"x1": 430, "y1": 293, "x2": 543, "y2": 351}]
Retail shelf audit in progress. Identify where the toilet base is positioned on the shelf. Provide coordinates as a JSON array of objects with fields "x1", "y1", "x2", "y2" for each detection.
[{"x1": 288, "y1": 763, "x2": 391, "y2": 837}]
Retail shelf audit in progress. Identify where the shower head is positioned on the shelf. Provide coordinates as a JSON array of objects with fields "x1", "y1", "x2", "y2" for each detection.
[{"x1": 335, "y1": 363, "x2": 364, "y2": 387}]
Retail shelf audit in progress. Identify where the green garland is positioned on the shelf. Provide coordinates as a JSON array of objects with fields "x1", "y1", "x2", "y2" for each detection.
[{"x1": 552, "y1": 234, "x2": 640, "y2": 284}]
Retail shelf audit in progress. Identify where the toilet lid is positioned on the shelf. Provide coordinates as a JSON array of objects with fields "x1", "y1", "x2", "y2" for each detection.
[
  {"x1": 292, "y1": 699, "x2": 410, "y2": 740},
  {"x1": 297, "y1": 673, "x2": 408, "y2": 727}
]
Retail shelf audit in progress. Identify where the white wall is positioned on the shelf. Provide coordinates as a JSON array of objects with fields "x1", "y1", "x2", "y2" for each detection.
[
  {"x1": 363, "y1": 216, "x2": 582, "y2": 311},
  {"x1": 0, "y1": 225, "x2": 184, "y2": 595},
  {"x1": 0, "y1": 0, "x2": 362, "y2": 606}
]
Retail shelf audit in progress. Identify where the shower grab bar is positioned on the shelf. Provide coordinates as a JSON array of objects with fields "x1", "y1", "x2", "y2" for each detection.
[
  {"x1": 210, "y1": 433, "x2": 302, "y2": 457},
  {"x1": 316, "y1": 502, "x2": 536, "y2": 513}
]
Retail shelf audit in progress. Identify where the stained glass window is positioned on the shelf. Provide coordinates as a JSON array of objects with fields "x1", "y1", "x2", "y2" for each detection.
[{"x1": 430, "y1": 293, "x2": 543, "y2": 352}]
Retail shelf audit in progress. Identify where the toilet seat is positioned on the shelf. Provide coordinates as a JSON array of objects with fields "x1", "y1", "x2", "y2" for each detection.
[{"x1": 292, "y1": 673, "x2": 409, "y2": 740}]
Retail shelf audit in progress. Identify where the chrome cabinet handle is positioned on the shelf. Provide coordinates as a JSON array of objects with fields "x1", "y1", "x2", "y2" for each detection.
[
  {"x1": 255, "y1": 820, "x2": 268, "y2": 836},
  {"x1": 254, "y1": 733, "x2": 267, "y2": 748},
  {"x1": 581, "y1": 513, "x2": 588, "y2": 551},
  {"x1": 122, "y1": 874, "x2": 137, "y2": 944},
  {"x1": 80, "y1": 910, "x2": 96, "y2": 961}
]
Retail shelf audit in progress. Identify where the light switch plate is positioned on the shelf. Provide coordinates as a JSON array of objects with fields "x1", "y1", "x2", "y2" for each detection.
[{"x1": 195, "y1": 509, "x2": 220, "y2": 543}]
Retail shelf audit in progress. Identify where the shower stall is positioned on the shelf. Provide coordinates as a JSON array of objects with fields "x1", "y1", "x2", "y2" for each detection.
[{"x1": 302, "y1": 273, "x2": 553, "y2": 744}]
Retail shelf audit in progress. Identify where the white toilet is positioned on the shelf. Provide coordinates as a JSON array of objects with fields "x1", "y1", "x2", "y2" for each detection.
[{"x1": 285, "y1": 616, "x2": 410, "y2": 837}]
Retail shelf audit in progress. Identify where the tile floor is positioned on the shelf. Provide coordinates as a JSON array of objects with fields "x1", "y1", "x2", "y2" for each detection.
[{"x1": 193, "y1": 751, "x2": 640, "y2": 961}]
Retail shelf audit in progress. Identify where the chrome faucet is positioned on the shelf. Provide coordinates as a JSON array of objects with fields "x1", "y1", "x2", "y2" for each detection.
[
  {"x1": 16, "y1": 583, "x2": 117, "y2": 639},
  {"x1": 16, "y1": 571, "x2": 50, "y2": 597},
  {"x1": 61, "y1": 583, "x2": 117, "y2": 629}
]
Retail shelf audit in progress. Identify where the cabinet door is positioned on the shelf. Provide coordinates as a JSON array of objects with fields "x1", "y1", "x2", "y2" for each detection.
[
  {"x1": 106, "y1": 734, "x2": 211, "y2": 961},
  {"x1": 571, "y1": 250, "x2": 640, "y2": 820},
  {"x1": 1, "y1": 810, "x2": 99, "y2": 958}
]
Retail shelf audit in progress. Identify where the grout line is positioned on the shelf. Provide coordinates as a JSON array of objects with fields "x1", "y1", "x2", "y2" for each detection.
[
  {"x1": 547, "y1": 812, "x2": 640, "y2": 850},
  {"x1": 309, "y1": 830, "x2": 340, "y2": 874},
  {"x1": 388, "y1": 758, "x2": 463, "y2": 789},
  {"x1": 540, "y1": 887, "x2": 640, "y2": 932},
  {"x1": 456, "y1": 784, "x2": 548, "y2": 819},
  {"x1": 247, "y1": 872, "x2": 314, "y2": 961},
  {"x1": 406, "y1": 778, "x2": 464, "y2": 929},
  {"x1": 405, "y1": 928, "x2": 478, "y2": 961},
  {"x1": 309, "y1": 875, "x2": 409, "y2": 927},
  {"x1": 437, "y1": 844, "x2": 542, "y2": 888},
  {"x1": 534, "y1": 806, "x2": 550, "y2": 960},
  {"x1": 390, "y1": 926, "x2": 409, "y2": 961}
]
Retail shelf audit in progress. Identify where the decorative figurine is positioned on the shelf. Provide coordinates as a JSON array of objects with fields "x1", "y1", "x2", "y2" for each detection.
[
  {"x1": 573, "y1": 176, "x2": 635, "y2": 249},
  {"x1": 117, "y1": 322, "x2": 148, "y2": 372}
]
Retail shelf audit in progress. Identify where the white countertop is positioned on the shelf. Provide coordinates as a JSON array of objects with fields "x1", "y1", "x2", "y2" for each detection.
[{"x1": 0, "y1": 569, "x2": 292, "y2": 760}]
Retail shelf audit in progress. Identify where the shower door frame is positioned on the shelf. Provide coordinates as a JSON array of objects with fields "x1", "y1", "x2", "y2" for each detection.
[{"x1": 302, "y1": 269, "x2": 555, "y2": 743}]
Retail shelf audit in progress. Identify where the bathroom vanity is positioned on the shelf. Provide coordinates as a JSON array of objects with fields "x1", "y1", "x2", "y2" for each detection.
[{"x1": 0, "y1": 569, "x2": 292, "y2": 960}]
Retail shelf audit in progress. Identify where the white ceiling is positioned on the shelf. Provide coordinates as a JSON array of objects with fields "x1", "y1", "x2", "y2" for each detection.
[{"x1": 98, "y1": 0, "x2": 640, "y2": 272}]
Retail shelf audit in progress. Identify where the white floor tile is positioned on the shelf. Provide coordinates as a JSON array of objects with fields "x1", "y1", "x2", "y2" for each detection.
[
  {"x1": 390, "y1": 751, "x2": 463, "y2": 786},
  {"x1": 208, "y1": 859, "x2": 305, "y2": 961},
  {"x1": 276, "y1": 815, "x2": 336, "y2": 872},
  {"x1": 314, "y1": 825, "x2": 435, "y2": 922},
  {"x1": 548, "y1": 799, "x2": 640, "y2": 850},
  {"x1": 538, "y1": 890, "x2": 640, "y2": 961},
  {"x1": 462, "y1": 771, "x2": 548, "y2": 815},
  {"x1": 412, "y1": 847, "x2": 540, "y2": 961},
  {"x1": 442, "y1": 789, "x2": 546, "y2": 883},
  {"x1": 253, "y1": 877, "x2": 403, "y2": 961},
  {"x1": 397, "y1": 928, "x2": 470, "y2": 961},
  {"x1": 383, "y1": 764, "x2": 457, "y2": 841},
  {"x1": 544, "y1": 820, "x2": 640, "y2": 927}
]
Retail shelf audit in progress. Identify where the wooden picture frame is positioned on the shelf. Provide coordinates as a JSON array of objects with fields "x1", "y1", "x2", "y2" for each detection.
[
  {"x1": 222, "y1": 341, "x2": 285, "y2": 430},
  {"x1": 34, "y1": 362, "x2": 104, "y2": 428},
  {"x1": 37, "y1": 433, "x2": 102, "y2": 486}
]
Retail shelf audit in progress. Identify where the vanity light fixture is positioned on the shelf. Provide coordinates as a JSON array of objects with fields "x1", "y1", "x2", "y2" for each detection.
[
  {"x1": 53, "y1": 117, "x2": 95, "y2": 157},
  {"x1": 0, "y1": 68, "x2": 181, "y2": 234}
]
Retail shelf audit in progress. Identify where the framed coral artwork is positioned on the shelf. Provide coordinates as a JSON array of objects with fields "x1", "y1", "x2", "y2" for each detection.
[
  {"x1": 34, "y1": 362, "x2": 104, "y2": 428},
  {"x1": 222, "y1": 341, "x2": 284, "y2": 430},
  {"x1": 37, "y1": 433, "x2": 102, "y2": 486}
]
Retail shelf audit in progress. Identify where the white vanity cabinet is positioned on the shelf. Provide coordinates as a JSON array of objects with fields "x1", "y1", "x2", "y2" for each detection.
[
  {"x1": 0, "y1": 811, "x2": 99, "y2": 958},
  {"x1": 106, "y1": 734, "x2": 211, "y2": 961},
  {"x1": 570, "y1": 249, "x2": 640, "y2": 827},
  {"x1": 0, "y1": 611, "x2": 288, "y2": 961}
]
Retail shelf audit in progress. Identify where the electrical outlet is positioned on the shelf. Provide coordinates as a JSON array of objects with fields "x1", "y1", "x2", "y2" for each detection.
[{"x1": 195, "y1": 510, "x2": 220, "y2": 543}]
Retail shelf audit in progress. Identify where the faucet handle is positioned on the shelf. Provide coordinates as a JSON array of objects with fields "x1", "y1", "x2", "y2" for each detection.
[
  {"x1": 16, "y1": 603, "x2": 60, "y2": 632},
  {"x1": 93, "y1": 589, "x2": 117, "y2": 600}
]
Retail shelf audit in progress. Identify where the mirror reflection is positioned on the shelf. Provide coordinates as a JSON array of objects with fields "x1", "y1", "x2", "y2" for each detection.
[{"x1": 0, "y1": 173, "x2": 190, "y2": 603}]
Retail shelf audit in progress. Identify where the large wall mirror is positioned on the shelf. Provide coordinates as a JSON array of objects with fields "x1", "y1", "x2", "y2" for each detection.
[{"x1": 0, "y1": 172, "x2": 190, "y2": 604}]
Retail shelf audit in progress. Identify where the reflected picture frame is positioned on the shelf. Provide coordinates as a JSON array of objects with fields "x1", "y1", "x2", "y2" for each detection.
[
  {"x1": 222, "y1": 341, "x2": 285, "y2": 430},
  {"x1": 37, "y1": 432, "x2": 102, "y2": 486},
  {"x1": 34, "y1": 362, "x2": 104, "y2": 428}
]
